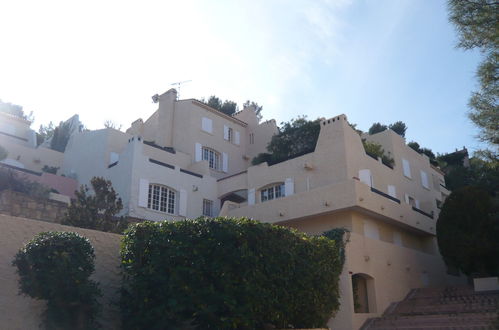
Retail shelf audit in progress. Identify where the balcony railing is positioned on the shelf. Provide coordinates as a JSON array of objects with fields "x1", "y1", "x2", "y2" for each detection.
[
  {"x1": 370, "y1": 187, "x2": 400, "y2": 204},
  {"x1": 412, "y1": 206, "x2": 434, "y2": 219}
]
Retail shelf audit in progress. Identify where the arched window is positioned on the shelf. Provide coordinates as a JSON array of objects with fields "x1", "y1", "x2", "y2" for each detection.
[
  {"x1": 202, "y1": 147, "x2": 221, "y2": 170},
  {"x1": 260, "y1": 182, "x2": 285, "y2": 202},
  {"x1": 147, "y1": 184, "x2": 176, "y2": 214},
  {"x1": 352, "y1": 273, "x2": 376, "y2": 313}
]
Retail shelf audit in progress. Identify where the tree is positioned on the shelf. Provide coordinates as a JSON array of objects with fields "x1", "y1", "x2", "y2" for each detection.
[
  {"x1": 436, "y1": 186, "x2": 499, "y2": 276},
  {"x1": 50, "y1": 121, "x2": 72, "y2": 152},
  {"x1": 253, "y1": 117, "x2": 321, "y2": 165},
  {"x1": 448, "y1": 0, "x2": 499, "y2": 145},
  {"x1": 389, "y1": 121, "x2": 407, "y2": 137},
  {"x1": 103, "y1": 120, "x2": 122, "y2": 130},
  {"x1": 220, "y1": 100, "x2": 238, "y2": 116},
  {"x1": 243, "y1": 100, "x2": 263, "y2": 119},
  {"x1": 368, "y1": 122, "x2": 387, "y2": 135},
  {"x1": 63, "y1": 177, "x2": 127, "y2": 233},
  {"x1": 207, "y1": 95, "x2": 222, "y2": 111},
  {"x1": 38, "y1": 121, "x2": 55, "y2": 146}
]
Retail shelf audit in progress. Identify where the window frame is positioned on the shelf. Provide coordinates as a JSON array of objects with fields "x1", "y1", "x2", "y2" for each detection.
[
  {"x1": 147, "y1": 183, "x2": 176, "y2": 214},
  {"x1": 260, "y1": 182, "x2": 285, "y2": 202},
  {"x1": 202, "y1": 147, "x2": 221, "y2": 170},
  {"x1": 202, "y1": 199, "x2": 214, "y2": 217}
]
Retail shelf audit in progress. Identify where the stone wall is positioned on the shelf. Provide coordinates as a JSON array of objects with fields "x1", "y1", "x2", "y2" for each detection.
[
  {"x1": 0, "y1": 214, "x2": 122, "y2": 329},
  {"x1": 0, "y1": 190, "x2": 68, "y2": 223}
]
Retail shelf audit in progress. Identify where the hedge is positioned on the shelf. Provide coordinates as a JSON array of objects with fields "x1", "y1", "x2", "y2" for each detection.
[
  {"x1": 12, "y1": 232, "x2": 101, "y2": 329},
  {"x1": 120, "y1": 217, "x2": 346, "y2": 329}
]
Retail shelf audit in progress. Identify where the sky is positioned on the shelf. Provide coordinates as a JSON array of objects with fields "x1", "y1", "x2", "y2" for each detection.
[{"x1": 0, "y1": 0, "x2": 486, "y2": 154}]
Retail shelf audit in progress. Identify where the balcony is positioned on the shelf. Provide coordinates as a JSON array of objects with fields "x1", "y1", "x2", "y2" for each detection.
[{"x1": 222, "y1": 179, "x2": 436, "y2": 235}]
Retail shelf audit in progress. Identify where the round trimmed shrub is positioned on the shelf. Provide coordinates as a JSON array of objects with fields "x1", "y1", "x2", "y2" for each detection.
[
  {"x1": 120, "y1": 217, "x2": 346, "y2": 329},
  {"x1": 12, "y1": 231, "x2": 101, "y2": 329}
]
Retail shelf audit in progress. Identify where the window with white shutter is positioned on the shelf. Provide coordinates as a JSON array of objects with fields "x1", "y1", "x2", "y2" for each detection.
[
  {"x1": 235, "y1": 131, "x2": 240, "y2": 145},
  {"x1": 420, "y1": 170, "x2": 429, "y2": 189},
  {"x1": 284, "y1": 178, "x2": 294, "y2": 196},
  {"x1": 201, "y1": 117, "x2": 213, "y2": 133},
  {"x1": 402, "y1": 159, "x2": 411, "y2": 178}
]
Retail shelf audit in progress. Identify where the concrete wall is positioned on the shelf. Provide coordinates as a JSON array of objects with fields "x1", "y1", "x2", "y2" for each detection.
[
  {"x1": 0, "y1": 214, "x2": 121, "y2": 329},
  {"x1": 0, "y1": 190, "x2": 68, "y2": 223}
]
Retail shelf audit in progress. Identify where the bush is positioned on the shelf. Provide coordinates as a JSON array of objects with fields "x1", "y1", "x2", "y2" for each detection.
[
  {"x1": 12, "y1": 232, "x2": 101, "y2": 329},
  {"x1": 0, "y1": 168, "x2": 51, "y2": 199},
  {"x1": 120, "y1": 217, "x2": 346, "y2": 329},
  {"x1": 436, "y1": 186, "x2": 499, "y2": 277}
]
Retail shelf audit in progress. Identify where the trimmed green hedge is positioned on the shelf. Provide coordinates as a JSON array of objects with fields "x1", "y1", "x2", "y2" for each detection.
[
  {"x1": 120, "y1": 217, "x2": 346, "y2": 329},
  {"x1": 12, "y1": 232, "x2": 101, "y2": 329}
]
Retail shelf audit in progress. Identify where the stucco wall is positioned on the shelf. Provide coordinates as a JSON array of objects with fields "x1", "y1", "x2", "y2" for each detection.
[{"x1": 0, "y1": 215, "x2": 121, "y2": 329}]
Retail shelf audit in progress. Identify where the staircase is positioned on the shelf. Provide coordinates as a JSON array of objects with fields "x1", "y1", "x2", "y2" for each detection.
[{"x1": 362, "y1": 286, "x2": 499, "y2": 329}]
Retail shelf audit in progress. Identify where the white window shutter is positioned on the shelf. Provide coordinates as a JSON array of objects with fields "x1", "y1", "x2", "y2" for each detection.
[
  {"x1": 223, "y1": 125, "x2": 229, "y2": 140},
  {"x1": 359, "y1": 169, "x2": 372, "y2": 187},
  {"x1": 235, "y1": 131, "x2": 240, "y2": 145},
  {"x1": 138, "y1": 179, "x2": 149, "y2": 207},
  {"x1": 420, "y1": 170, "x2": 429, "y2": 189},
  {"x1": 179, "y1": 189, "x2": 187, "y2": 216},
  {"x1": 393, "y1": 231, "x2": 402, "y2": 246},
  {"x1": 222, "y1": 152, "x2": 228, "y2": 172},
  {"x1": 110, "y1": 152, "x2": 119, "y2": 165},
  {"x1": 202, "y1": 117, "x2": 213, "y2": 133},
  {"x1": 364, "y1": 222, "x2": 379, "y2": 240},
  {"x1": 248, "y1": 188, "x2": 255, "y2": 205},
  {"x1": 195, "y1": 143, "x2": 202, "y2": 162},
  {"x1": 405, "y1": 194, "x2": 410, "y2": 204},
  {"x1": 415, "y1": 199, "x2": 420, "y2": 209},
  {"x1": 388, "y1": 185, "x2": 396, "y2": 198},
  {"x1": 402, "y1": 159, "x2": 411, "y2": 178},
  {"x1": 284, "y1": 178, "x2": 294, "y2": 196}
]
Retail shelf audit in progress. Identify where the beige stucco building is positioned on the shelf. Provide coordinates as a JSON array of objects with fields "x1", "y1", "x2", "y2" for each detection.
[{"x1": 58, "y1": 88, "x2": 460, "y2": 329}]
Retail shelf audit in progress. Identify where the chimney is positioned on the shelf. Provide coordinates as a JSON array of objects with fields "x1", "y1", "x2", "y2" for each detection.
[{"x1": 155, "y1": 89, "x2": 177, "y2": 147}]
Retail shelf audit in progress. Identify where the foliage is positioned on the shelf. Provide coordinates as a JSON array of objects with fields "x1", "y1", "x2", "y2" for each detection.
[
  {"x1": 448, "y1": 0, "x2": 498, "y2": 145},
  {"x1": 120, "y1": 217, "x2": 345, "y2": 329},
  {"x1": 12, "y1": 232, "x2": 101, "y2": 329},
  {"x1": 408, "y1": 141, "x2": 437, "y2": 164},
  {"x1": 104, "y1": 120, "x2": 122, "y2": 130},
  {"x1": 362, "y1": 139, "x2": 395, "y2": 168},
  {"x1": 440, "y1": 153, "x2": 498, "y2": 195},
  {"x1": 38, "y1": 121, "x2": 55, "y2": 146},
  {"x1": 389, "y1": 121, "x2": 407, "y2": 137},
  {"x1": 63, "y1": 177, "x2": 128, "y2": 233},
  {"x1": 252, "y1": 117, "x2": 321, "y2": 165},
  {"x1": 368, "y1": 122, "x2": 387, "y2": 135},
  {"x1": 42, "y1": 165, "x2": 59, "y2": 174},
  {"x1": 0, "y1": 99, "x2": 34, "y2": 122},
  {"x1": 0, "y1": 168, "x2": 51, "y2": 199},
  {"x1": 0, "y1": 145, "x2": 7, "y2": 160},
  {"x1": 51, "y1": 121, "x2": 73, "y2": 152},
  {"x1": 206, "y1": 95, "x2": 239, "y2": 116},
  {"x1": 436, "y1": 186, "x2": 499, "y2": 276}
]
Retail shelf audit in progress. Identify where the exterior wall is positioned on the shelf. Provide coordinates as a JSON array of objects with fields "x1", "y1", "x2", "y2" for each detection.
[
  {"x1": 0, "y1": 112, "x2": 36, "y2": 148},
  {"x1": 0, "y1": 190, "x2": 68, "y2": 223},
  {"x1": 0, "y1": 214, "x2": 121, "y2": 329},
  {"x1": 0, "y1": 136, "x2": 64, "y2": 172}
]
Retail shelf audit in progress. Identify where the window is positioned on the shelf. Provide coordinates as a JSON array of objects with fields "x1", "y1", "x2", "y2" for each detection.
[
  {"x1": 201, "y1": 117, "x2": 213, "y2": 133},
  {"x1": 402, "y1": 158, "x2": 411, "y2": 178},
  {"x1": 203, "y1": 199, "x2": 214, "y2": 217},
  {"x1": 420, "y1": 170, "x2": 429, "y2": 189},
  {"x1": 249, "y1": 133, "x2": 254, "y2": 144},
  {"x1": 227, "y1": 127, "x2": 233, "y2": 142},
  {"x1": 147, "y1": 184, "x2": 175, "y2": 214},
  {"x1": 202, "y1": 147, "x2": 221, "y2": 170},
  {"x1": 260, "y1": 183, "x2": 284, "y2": 202}
]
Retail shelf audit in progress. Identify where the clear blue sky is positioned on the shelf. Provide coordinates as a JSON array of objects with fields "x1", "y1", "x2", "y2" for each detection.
[{"x1": 0, "y1": 0, "x2": 485, "y2": 154}]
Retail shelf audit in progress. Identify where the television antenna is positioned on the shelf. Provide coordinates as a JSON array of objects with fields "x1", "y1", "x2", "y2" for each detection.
[{"x1": 170, "y1": 80, "x2": 192, "y2": 99}]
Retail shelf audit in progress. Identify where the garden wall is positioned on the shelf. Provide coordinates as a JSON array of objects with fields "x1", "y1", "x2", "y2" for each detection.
[
  {"x1": 0, "y1": 214, "x2": 122, "y2": 329},
  {"x1": 0, "y1": 190, "x2": 68, "y2": 223}
]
